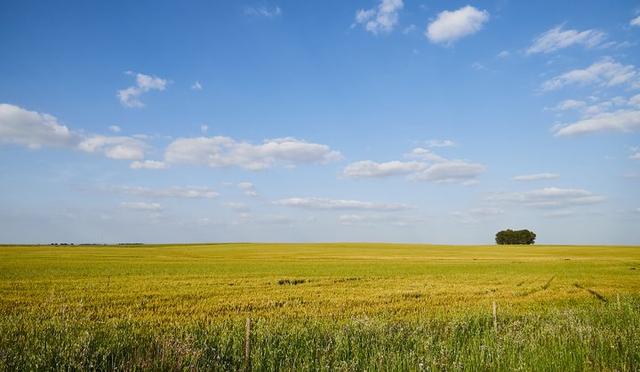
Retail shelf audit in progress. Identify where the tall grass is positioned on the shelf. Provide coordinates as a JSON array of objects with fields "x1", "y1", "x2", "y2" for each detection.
[{"x1": 1, "y1": 298, "x2": 638, "y2": 371}]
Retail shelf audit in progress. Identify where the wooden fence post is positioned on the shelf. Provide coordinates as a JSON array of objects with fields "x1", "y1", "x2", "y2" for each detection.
[
  {"x1": 492, "y1": 301, "x2": 497, "y2": 333},
  {"x1": 244, "y1": 318, "x2": 252, "y2": 371}
]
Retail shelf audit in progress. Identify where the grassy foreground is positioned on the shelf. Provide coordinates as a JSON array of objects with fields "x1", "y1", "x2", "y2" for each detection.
[{"x1": 0, "y1": 243, "x2": 639, "y2": 370}]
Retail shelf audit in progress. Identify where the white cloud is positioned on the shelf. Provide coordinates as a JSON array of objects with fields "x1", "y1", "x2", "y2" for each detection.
[
  {"x1": 120, "y1": 202, "x2": 163, "y2": 211},
  {"x1": 411, "y1": 161, "x2": 485, "y2": 182},
  {"x1": 108, "y1": 125, "x2": 121, "y2": 133},
  {"x1": 117, "y1": 72, "x2": 167, "y2": 108},
  {"x1": 497, "y1": 50, "x2": 510, "y2": 58},
  {"x1": 0, "y1": 103, "x2": 151, "y2": 161},
  {"x1": 629, "y1": 94, "x2": 640, "y2": 107},
  {"x1": 488, "y1": 187, "x2": 605, "y2": 208},
  {"x1": 273, "y1": 197, "x2": 411, "y2": 211},
  {"x1": 540, "y1": 57, "x2": 639, "y2": 91},
  {"x1": 426, "y1": 5, "x2": 489, "y2": 45},
  {"x1": 425, "y1": 139, "x2": 456, "y2": 148},
  {"x1": 130, "y1": 160, "x2": 167, "y2": 170},
  {"x1": 631, "y1": 15, "x2": 640, "y2": 27},
  {"x1": 553, "y1": 110, "x2": 640, "y2": 136},
  {"x1": 238, "y1": 182, "x2": 258, "y2": 197},
  {"x1": 527, "y1": 25, "x2": 606, "y2": 54},
  {"x1": 553, "y1": 99, "x2": 587, "y2": 111},
  {"x1": 406, "y1": 147, "x2": 448, "y2": 162},
  {"x1": 344, "y1": 147, "x2": 485, "y2": 183},
  {"x1": 555, "y1": 96, "x2": 631, "y2": 118},
  {"x1": 200, "y1": 124, "x2": 208, "y2": 134},
  {"x1": 513, "y1": 173, "x2": 559, "y2": 181},
  {"x1": 343, "y1": 160, "x2": 425, "y2": 178},
  {"x1": 78, "y1": 135, "x2": 146, "y2": 160},
  {"x1": 0, "y1": 103, "x2": 77, "y2": 148},
  {"x1": 165, "y1": 136, "x2": 341, "y2": 170},
  {"x1": 112, "y1": 186, "x2": 218, "y2": 199},
  {"x1": 354, "y1": 0, "x2": 404, "y2": 35},
  {"x1": 191, "y1": 81, "x2": 203, "y2": 91},
  {"x1": 582, "y1": 102, "x2": 618, "y2": 117},
  {"x1": 244, "y1": 5, "x2": 281, "y2": 18}
]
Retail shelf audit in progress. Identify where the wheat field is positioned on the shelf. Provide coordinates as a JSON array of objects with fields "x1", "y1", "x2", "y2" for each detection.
[{"x1": 1, "y1": 243, "x2": 639, "y2": 370}]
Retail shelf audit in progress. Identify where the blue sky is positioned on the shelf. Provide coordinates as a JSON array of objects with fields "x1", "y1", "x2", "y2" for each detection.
[{"x1": 1, "y1": 0, "x2": 639, "y2": 244}]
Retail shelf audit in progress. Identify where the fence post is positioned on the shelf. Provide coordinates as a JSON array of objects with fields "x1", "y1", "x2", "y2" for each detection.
[
  {"x1": 244, "y1": 318, "x2": 252, "y2": 371},
  {"x1": 492, "y1": 301, "x2": 497, "y2": 333}
]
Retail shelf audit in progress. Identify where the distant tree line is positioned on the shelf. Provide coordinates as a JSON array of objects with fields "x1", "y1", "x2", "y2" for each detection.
[
  {"x1": 49, "y1": 243, "x2": 143, "y2": 246},
  {"x1": 495, "y1": 229, "x2": 536, "y2": 245}
]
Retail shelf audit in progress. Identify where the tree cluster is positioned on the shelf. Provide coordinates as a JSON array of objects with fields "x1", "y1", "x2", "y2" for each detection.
[{"x1": 495, "y1": 229, "x2": 536, "y2": 245}]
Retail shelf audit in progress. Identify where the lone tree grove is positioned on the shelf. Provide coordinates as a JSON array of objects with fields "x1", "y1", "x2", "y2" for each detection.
[{"x1": 496, "y1": 229, "x2": 536, "y2": 245}]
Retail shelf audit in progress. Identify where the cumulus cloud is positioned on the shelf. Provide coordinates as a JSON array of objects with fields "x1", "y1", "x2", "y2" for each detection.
[
  {"x1": 553, "y1": 110, "x2": 640, "y2": 136},
  {"x1": 117, "y1": 72, "x2": 167, "y2": 108},
  {"x1": 552, "y1": 96, "x2": 634, "y2": 118},
  {"x1": 354, "y1": 0, "x2": 404, "y2": 35},
  {"x1": 130, "y1": 160, "x2": 167, "y2": 170},
  {"x1": 111, "y1": 185, "x2": 218, "y2": 199},
  {"x1": 108, "y1": 125, "x2": 121, "y2": 133},
  {"x1": 238, "y1": 182, "x2": 258, "y2": 197},
  {"x1": 411, "y1": 161, "x2": 486, "y2": 182},
  {"x1": 406, "y1": 147, "x2": 448, "y2": 162},
  {"x1": 0, "y1": 103, "x2": 77, "y2": 148},
  {"x1": 426, "y1": 139, "x2": 456, "y2": 148},
  {"x1": 165, "y1": 136, "x2": 341, "y2": 170},
  {"x1": 343, "y1": 160, "x2": 425, "y2": 178},
  {"x1": 244, "y1": 5, "x2": 281, "y2": 18},
  {"x1": 513, "y1": 173, "x2": 559, "y2": 181},
  {"x1": 488, "y1": 187, "x2": 605, "y2": 208},
  {"x1": 0, "y1": 103, "x2": 151, "y2": 161},
  {"x1": 631, "y1": 16, "x2": 640, "y2": 27},
  {"x1": 541, "y1": 57, "x2": 639, "y2": 91},
  {"x1": 527, "y1": 25, "x2": 606, "y2": 54},
  {"x1": 552, "y1": 99, "x2": 587, "y2": 111},
  {"x1": 343, "y1": 160, "x2": 486, "y2": 182},
  {"x1": 120, "y1": 202, "x2": 163, "y2": 211},
  {"x1": 273, "y1": 197, "x2": 411, "y2": 211},
  {"x1": 78, "y1": 135, "x2": 146, "y2": 160},
  {"x1": 344, "y1": 147, "x2": 485, "y2": 183},
  {"x1": 426, "y1": 5, "x2": 489, "y2": 45}
]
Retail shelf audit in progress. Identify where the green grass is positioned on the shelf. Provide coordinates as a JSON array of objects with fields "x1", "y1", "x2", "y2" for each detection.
[{"x1": 1, "y1": 243, "x2": 639, "y2": 370}]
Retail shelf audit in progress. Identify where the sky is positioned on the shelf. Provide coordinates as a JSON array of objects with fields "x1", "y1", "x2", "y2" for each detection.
[{"x1": 1, "y1": 0, "x2": 639, "y2": 245}]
